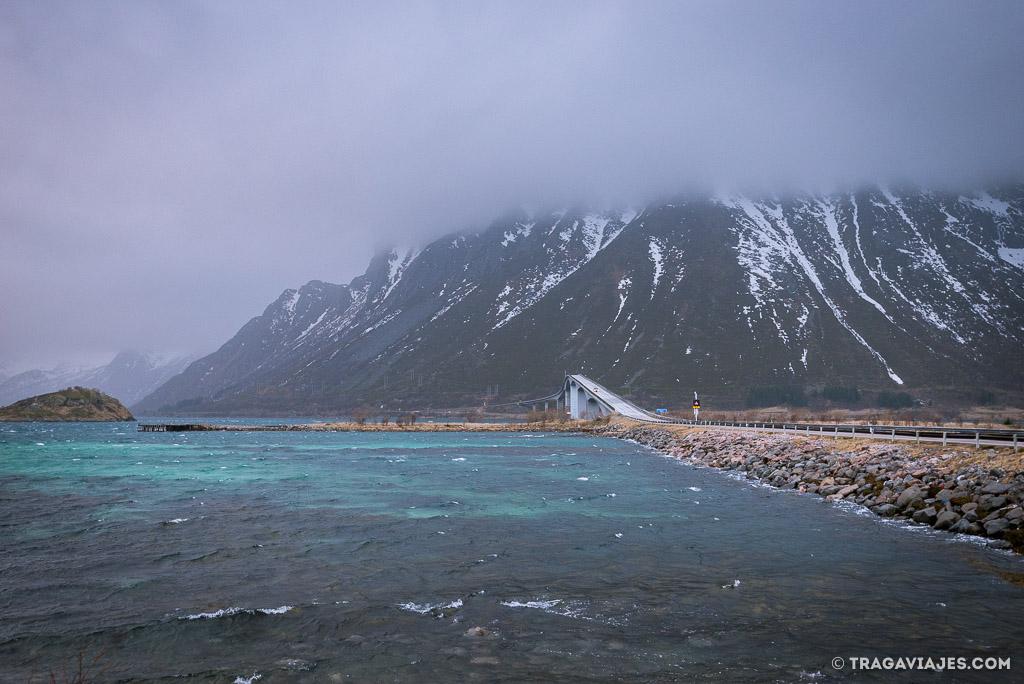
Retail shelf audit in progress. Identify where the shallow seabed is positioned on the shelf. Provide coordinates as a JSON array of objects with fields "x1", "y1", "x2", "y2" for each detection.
[{"x1": 1, "y1": 421, "x2": 1022, "y2": 682}]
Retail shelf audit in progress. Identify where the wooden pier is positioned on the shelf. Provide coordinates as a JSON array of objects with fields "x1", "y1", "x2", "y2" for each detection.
[{"x1": 138, "y1": 424, "x2": 211, "y2": 432}]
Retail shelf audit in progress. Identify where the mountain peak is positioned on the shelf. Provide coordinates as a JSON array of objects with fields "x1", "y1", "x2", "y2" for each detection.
[{"x1": 135, "y1": 186, "x2": 1024, "y2": 415}]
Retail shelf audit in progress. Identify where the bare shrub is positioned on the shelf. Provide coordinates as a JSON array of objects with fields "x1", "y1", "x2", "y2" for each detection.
[{"x1": 30, "y1": 642, "x2": 112, "y2": 684}]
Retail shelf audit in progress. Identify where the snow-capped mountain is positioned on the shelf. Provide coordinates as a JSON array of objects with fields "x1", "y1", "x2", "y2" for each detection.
[
  {"x1": 0, "y1": 351, "x2": 197, "y2": 408},
  {"x1": 135, "y1": 185, "x2": 1024, "y2": 414}
]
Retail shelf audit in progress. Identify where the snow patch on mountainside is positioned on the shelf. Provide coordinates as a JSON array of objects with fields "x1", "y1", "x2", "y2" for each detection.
[
  {"x1": 318, "y1": 284, "x2": 370, "y2": 342},
  {"x1": 502, "y1": 221, "x2": 535, "y2": 247},
  {"x1": 719, "y1": 196, "x2": 796, "y2": 339},
  {"x1": 882, "y1": 189, "x2": 967, "y2": 295},
  {"x1": 362, "y1": 310, "x2": 402, "y2": 335},
  {"x1": 965, "y1": 192, "x2": 1011, "y2": 218},
  {"x1": 816, "y1": 200, "x2": 889, "y2": 316},
  {"x1": 885, "y1": 190, "x2": 1007, "y2": 337},
  {"x1": 850, "y1": 195, "x2": 883, "y2": 288},
  {"x1": 612, "y1": 276, "x2": 631, "y2": 325},
  {"x1": 724, "y1": 195, "x2": 904, "y2": 384},
  {"x1": 381, "y1": 248, "x2": 422, "y2": 302},
  {"x1": 295, "y1": 309, "x2": 330, "y2": 343},
  {"x1": 431, "y1": 284, "x2": 478, "y2": 323},
  {"x1": 282, "y1": 290, "x2": 300, "y2": 314},
  {"x1": 945, "y1": 217, "x2": 998, "y2": 263},
  {"x1": 999, "y1": 247, "x2": 1024, "y2": 270},
  {"x1": 271, "y1": 290, "x2": 301, "y2": 330},
  {"x1": 648, "y1": 239, "x2": 664, "y2": 297},
  {"x1": 579, "y1": 215, "x2": 612, "y2": 258},
  {"x1": 492, "y1": 211, "x2": 634, "y2": 330}
]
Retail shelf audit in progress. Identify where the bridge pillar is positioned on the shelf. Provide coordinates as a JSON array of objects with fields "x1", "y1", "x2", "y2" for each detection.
[{"x1": 568, "y1": 380, "x2": 579, "y2": 419}]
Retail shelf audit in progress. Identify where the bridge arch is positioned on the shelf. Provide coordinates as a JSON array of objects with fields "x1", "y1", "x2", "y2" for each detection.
[{"x1": 514, "y1": 373, "x2": 672, "y2": 423}]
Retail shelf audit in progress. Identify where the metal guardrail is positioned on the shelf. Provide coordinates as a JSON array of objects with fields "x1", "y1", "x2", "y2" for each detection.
[
  {"x1": 505, "y1": 376, "x2": 1023, "y2": 452},
  {"x1": 641, "y1": 418, "x2": 1023, "y2": 451}
]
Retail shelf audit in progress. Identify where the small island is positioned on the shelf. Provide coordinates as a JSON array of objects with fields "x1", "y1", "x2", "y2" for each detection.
[{"x1": 0, "y1": 386, "x2": 135, "y2": 422}]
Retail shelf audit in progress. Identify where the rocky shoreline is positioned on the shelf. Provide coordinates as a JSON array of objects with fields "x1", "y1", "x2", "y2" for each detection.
[{"x1": 604, "y1": 423, "x2": 1024, "y2": 553}]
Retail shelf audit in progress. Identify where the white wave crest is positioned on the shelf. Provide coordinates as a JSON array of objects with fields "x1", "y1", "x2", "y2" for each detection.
[
  {"x1": 501, "y1": 599, "x2": 561, "y2": 609},
  {"x1": 397, "y1": 599, "x2": 463, "y2": 615},
  {"x1": 181, "y1": 605, "x2": 293, "y2": 620}
]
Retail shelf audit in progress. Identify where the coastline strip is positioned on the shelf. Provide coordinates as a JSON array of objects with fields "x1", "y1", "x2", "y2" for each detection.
[{"x1": 604, "y1": 421, "x2": 1024, "y2": 554}]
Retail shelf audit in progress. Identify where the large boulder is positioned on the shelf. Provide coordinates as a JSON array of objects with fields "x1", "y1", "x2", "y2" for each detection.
[
  {"x1": 895, "y1": 486, "x2": 924, "y2": 510},
  {"x1": 912, "y1": 507, "x2": 938, "y2": 525},
  {"x1": 984, "y1": 519, "x2": 1011, "y2": 537},
  {"x1": 933, "y1": 510, "x2": 961, "y2": 531}
]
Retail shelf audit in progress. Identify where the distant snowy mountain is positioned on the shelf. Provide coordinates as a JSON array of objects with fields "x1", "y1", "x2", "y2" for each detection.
[
  {"x1": 0, "y1": 363, "x2": 96, "y2": 408},
  {"x1": 135, "y1": 185, "x2": 1024, "y2": 414},
  {"x1": 0, "y1": 351, "x2": 197, "y2": 407}
]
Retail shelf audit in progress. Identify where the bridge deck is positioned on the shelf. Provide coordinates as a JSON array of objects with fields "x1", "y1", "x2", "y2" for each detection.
[
  {"x1": 568, "y1": 375, "x2": 671, "y2": 423},
  {"x1": 523, "y1": 374, "x2": 1022, "y2": 450}
]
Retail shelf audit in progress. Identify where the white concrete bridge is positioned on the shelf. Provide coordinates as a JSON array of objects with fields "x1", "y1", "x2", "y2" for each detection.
[
  {"x1": 525, "y1": 374, "x2": 673, "y2": 422},
  {"x1": 519, "y1": 375, "x2": 1022, "y2": 450}
]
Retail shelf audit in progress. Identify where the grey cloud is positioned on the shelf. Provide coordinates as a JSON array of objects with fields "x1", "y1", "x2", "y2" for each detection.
[{"x1": 2, "y1": 0, "x2": 1022, "y2": 370}]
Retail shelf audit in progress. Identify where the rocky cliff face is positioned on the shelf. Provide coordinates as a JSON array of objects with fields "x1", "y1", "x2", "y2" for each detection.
[
  {"x1": 135, "y1": 185, "x2": 1024, "y2": 415},
  {"x1": 0, "y1": 387, "x2": 135, "y2": 421}
]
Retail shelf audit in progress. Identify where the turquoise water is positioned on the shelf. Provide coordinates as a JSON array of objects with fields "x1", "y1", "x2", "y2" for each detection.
[{"x1": 2, "y1": 421, "x2": 1023, "y2": 682}]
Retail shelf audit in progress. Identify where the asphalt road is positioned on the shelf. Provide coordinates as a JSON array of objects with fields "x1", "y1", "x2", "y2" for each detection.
[{"x1": 568, "y1": 374, "x2": 1021, "y2": 450}]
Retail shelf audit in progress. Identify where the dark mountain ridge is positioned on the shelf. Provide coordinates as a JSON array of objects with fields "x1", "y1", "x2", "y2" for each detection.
[{"x1": 135, "y1": 185, "x2": 1024, "y2": 415}]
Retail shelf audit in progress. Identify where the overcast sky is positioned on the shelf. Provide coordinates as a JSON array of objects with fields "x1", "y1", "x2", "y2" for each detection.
[{"x1": 2, "y1": 0, "x2": 1022, "y2": 373}]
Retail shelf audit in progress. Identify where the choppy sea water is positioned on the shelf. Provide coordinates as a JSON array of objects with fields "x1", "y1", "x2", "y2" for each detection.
[{"x1": 2, "y1": 422, "x2": 1023, "y2": 683}]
